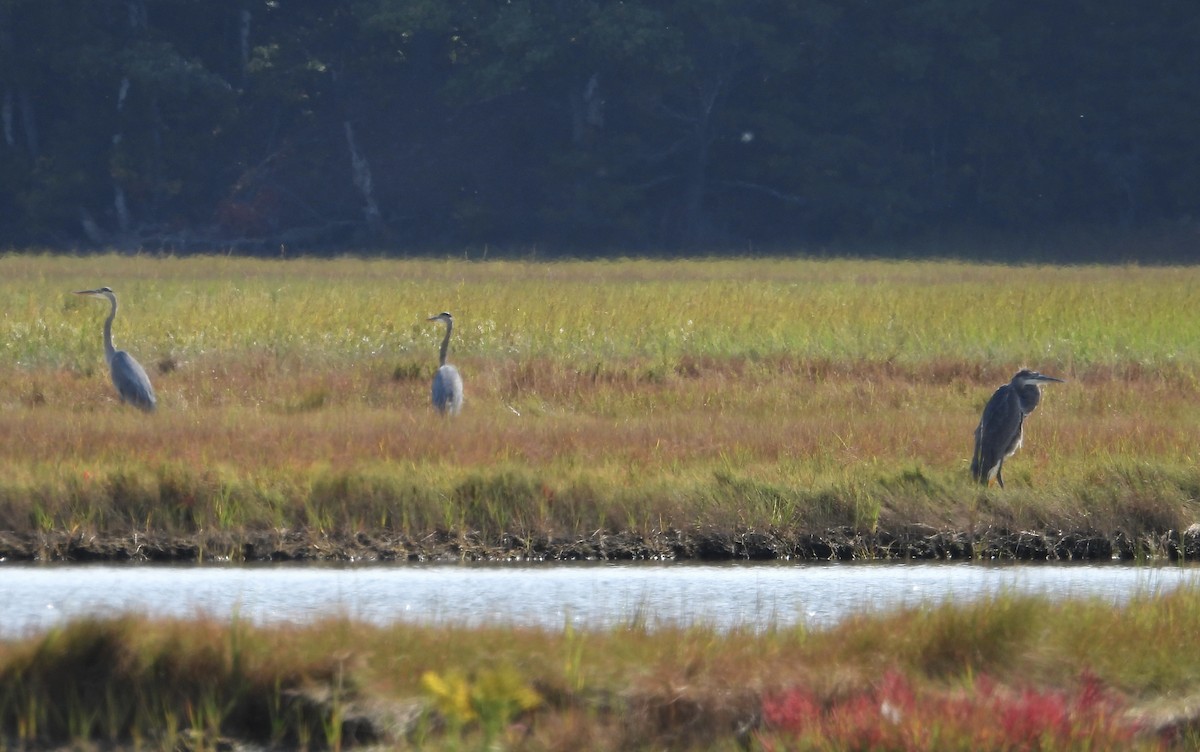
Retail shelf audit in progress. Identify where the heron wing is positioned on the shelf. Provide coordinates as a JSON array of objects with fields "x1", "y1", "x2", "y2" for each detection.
[
  {"x1": 431, "y1": 364, "x2": 464, "y2": 415},
  {"x1": 110, "y1": 350, "x2": 157, "y2": 412},
  {"x1": 972, "y1": 384, "x2": 1020, "y2": 481}
]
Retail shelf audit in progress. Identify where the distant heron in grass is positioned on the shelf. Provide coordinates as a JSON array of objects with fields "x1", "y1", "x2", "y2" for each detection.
[
  {"x1": 971, "y1": 368, "x2": 1064, "y2": 487},
  {"x1": 428, "y1": 311, "x2": 463, "y2": 415},
  {"x1": 75, "y1": 287, "x2": 157, "y2": 412}
]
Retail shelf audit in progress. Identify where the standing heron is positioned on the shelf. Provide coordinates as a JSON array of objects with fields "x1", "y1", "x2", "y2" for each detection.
[
  {"x1": 427, "y1": 311, "x2": 463, "y2": 415},
  {"x1": 971, "y1": 368, "x2": 1064, "y2": 487},
  {"x1": 75, "y1": 287, "x2": 157, "y2": 412}
]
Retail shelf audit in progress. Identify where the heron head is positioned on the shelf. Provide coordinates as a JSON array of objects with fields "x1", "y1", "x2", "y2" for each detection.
[
  {"x1": 427, "y1": 312, "x2": 453, "y2": 324},
  {"x1": 1013, "y1": 368, "x2": 1065, "y2": 386},
  {"x1": 74, "y1": 287, "x2": 115, "y2": 300}
]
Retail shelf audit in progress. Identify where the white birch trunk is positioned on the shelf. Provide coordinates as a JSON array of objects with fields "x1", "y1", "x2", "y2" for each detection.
[
  {"x1": 114, "y1": 77, "x2": 131, "y2": 233},
  {"x1": 239, "y1": 10, "x2": 252, "y2": 70},
  {"x1": 127, "y1": 0, "x2": 147, "y2": 29},
  {"x1": 18, "y1": 88, "x2": 37, "y2": 158},
  {"x1": 114, "y1": 185, "x2": 130, "y2": 234},
  {"x1": 2, "y1": 91, "x2": 13, "y2": 147},
  {"x1": 344, "y1": 120, "x2": 382, "y2": 228}
]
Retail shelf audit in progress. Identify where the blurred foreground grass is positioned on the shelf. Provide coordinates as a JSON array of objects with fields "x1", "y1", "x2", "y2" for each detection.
[{"x1": 3, "y1": 586, "x2": 1200, "y2": 749}]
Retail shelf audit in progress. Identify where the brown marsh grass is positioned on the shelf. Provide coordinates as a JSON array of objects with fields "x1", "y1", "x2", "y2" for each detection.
[{"x1": 0, "y1": 254, "x2": 1196, "y2": 555}]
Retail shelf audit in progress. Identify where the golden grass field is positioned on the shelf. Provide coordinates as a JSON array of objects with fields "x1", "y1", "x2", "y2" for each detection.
[
  {"x1": 0, "y1": 253, "x2": 1196, "y2": 556},
  {"x1": 1, "y1": 253, "x2": 1200, "y2": 749}
]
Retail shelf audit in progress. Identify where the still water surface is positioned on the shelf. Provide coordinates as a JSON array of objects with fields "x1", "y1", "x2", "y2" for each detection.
[{"x1": 1, "y1": 561, "x2": 1196, "y2": 637}]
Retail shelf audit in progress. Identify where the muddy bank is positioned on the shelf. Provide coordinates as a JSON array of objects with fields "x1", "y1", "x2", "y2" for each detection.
[{"x1": 1, "y1": 525, "x2": 1198, "y2": 563}]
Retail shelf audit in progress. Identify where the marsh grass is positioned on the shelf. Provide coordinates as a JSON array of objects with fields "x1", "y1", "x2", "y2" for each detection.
[
  {"x1": 4, "y1": 587, "x2": 1200, "y2": 749},
  {"x1": 0, "y1": 615, "x2": 360, "y2": 749},
  {"x1": 0, "y1": 253, "x2": 1195, "y2": 747},
  {"x1": 0, "y1": 254, "x2": 1197, "y2": 554}
]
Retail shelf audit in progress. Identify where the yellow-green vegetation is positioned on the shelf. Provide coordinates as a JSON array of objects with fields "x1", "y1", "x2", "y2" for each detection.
[
  {"x1": 0, "y1": 253, "x2": 1197, "y2": 558},
  {"x1": 2, "y1": 253, "x2": 1200, "y2": 750},
  {"x1": 3, "y1": 587, "x2": 1200, "y2": 749}
]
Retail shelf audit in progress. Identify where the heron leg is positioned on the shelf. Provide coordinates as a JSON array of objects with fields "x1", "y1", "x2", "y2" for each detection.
[{"x1": 996, "y1": 460, "x2": 1005, "y2": 489}]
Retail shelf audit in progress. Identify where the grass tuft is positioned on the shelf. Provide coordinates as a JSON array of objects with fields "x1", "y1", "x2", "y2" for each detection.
[{"x1": 0, "y1": 616, "x2": 358, "y2": 748}]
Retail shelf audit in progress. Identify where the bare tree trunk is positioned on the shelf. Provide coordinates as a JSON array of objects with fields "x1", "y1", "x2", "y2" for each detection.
[
  {"x1": 678, "y1": 72, "x2": 726, "y2": 248},
  {"x1": 0, "y1": 2, "x2": 10, "y2": 150},
  {"x1": 344, "y1": 120, "x2": 382, "y2": 233},
  {"x1": 680, "y1": 140, "x2": 712, "y2": 247},
  {"x1": 127, "y1": 0, "x2": 147, "y2": 29},
  {"x1": 2, "y1": 91, "x2": 13, "y2": 147},
  {"x1": 113, "y1": 77, "x2": 132, "y2": 234},
  {"x1": 569, "y1": 73, "x2": 603, "y2": 144},
  {"x1": 79, "y1": 208, "x2": 105, "y2": 245},
  {"x1": 18, "y1": 87, "x2": 37, "y2": 159},
  {"x1": 239, "y1": 9, "x2": 252, "y2": 72},
  {"x1": 114, "y1": 186, "x2": 131, "y2": 235}
]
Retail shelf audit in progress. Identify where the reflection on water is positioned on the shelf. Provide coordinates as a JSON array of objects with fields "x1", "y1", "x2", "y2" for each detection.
[{"x1": 0, "y1": 561, "x2": 1196, "y2": 637}]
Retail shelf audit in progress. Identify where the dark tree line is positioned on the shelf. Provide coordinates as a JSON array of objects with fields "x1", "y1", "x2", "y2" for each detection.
[{"x1": 2, "y1": 0, "x2": 1198, "y2": 258}]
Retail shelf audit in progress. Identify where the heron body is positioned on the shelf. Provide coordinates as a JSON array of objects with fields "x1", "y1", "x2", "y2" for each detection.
[
  {"x1": 971, "y1": 369, "x2": 1063, "y2": 487},
  {"x1": 75, "y1": 287, "x2": 157, "y2": 412},
  {"x1": 428, "y1": 312, "x2": 463, "y2": 415}
]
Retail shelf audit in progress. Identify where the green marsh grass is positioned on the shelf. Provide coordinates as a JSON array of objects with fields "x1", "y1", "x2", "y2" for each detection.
[{"x1": 0, "y1": 253, "x2": 1197, "y2": 554}]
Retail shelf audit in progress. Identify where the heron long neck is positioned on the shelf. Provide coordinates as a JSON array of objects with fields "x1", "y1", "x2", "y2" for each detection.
[
  {"x1": 102, "y1": 294, "x2": 117, "y2": 365},
  {"x1": 438, "y1": 319, "x2": 452, "y2": 366},
  {"x1": 1015, "y1": 382, "x2": 1042, "y2": 415}
]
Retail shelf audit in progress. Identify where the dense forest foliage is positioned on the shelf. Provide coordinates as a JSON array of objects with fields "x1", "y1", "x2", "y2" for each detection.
[{"x1": 1, "y1": 0, "x2": 1198, "y2": 258}]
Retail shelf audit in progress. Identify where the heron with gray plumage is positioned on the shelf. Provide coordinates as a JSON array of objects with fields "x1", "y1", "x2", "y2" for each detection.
[
  {"x1": 75, "y1": 286, "x2": 157, "y2": 412},
  {"x1": 428, "y1": 311, "x2": 463, "y2": 415},
  {"x1": 971, "y1": 368, "x2": 1063, "y2": 487}
]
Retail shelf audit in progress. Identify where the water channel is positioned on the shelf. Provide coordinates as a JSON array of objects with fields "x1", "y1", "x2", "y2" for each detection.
[{"x1": 1, "y1": 561, "x2": 1196, "y2": 638}]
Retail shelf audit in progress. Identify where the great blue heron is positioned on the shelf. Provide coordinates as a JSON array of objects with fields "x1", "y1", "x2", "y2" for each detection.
[
  {"x1": 75, "y1": 287, "x2": 157, "y2": 412},
  {"x1": 971, "y1": 368, "x2": 1064, "y2": 487},
  {"x1": 427, "y1": 312, "x2": 463, "y2": 415}
]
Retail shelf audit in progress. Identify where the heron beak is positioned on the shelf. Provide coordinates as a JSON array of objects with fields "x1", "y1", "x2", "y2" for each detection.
[
  {"x1": 74, "y1": 289, "x2": 99, "y2": 297},
  {"x1": 1035, "y1": 374, "x2": 1065, "y2": 383}
]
